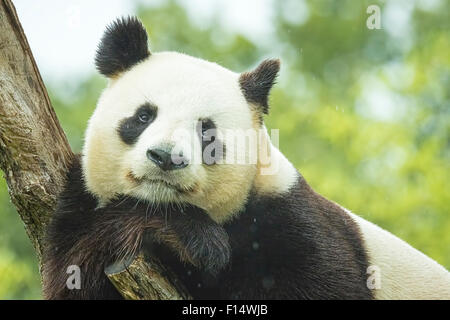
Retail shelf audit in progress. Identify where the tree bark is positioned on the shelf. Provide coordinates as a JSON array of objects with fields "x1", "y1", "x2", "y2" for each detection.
[
  {"x1": 106, "y1": 254, "x2": 191, "y2": 300},
  {"x1": 0, "y1": 0, "x2": 187, "y2": 300},
  {"x1": 0, "y1": 0, "x2": 73, "y2": 261}
]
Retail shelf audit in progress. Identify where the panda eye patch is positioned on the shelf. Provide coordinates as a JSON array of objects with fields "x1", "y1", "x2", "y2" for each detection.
[
  {"x1": 196, "y1": 118, "x2": 225, "y2": 165},
  {"x1": 201, "y1": 118, "x2": 215, "y2": 136},
  {"x1": 118, "y1": 102, "x2": 157, "y2": 145}
]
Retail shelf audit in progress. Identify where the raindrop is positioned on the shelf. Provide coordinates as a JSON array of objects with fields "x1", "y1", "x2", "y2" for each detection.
[{"x1": 262, "y1": 276, "x2": 275, "y2": 289}]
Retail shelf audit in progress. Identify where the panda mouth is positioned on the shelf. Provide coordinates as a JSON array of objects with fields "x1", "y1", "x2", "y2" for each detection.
[
  {"x1": 147, "y1": 179, "x2": 186, "y2": 192},
  {"x1": 127, "y1": 172, "x2": 195, "y2": 193}
]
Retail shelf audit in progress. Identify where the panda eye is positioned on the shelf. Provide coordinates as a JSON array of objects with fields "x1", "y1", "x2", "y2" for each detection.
[{"x1": 138, "y1": 112, "x2": 150, "y2": 123}]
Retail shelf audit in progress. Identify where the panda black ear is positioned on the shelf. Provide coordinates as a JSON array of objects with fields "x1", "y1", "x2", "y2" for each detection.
[
  {"x1": 239, "y1": 59, "x2": 280, "y2": 115},
  {"x1": 95, "y1": 16, "x2": 150, "y2": 78}
]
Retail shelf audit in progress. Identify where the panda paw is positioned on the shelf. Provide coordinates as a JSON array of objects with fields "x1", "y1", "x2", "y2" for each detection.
[
  {"x1": 183, "y1": 226, "x2": 231, "y2": 275},
  {"x1": 146, "y1": 206, "x2": 231, "y2": 275}
]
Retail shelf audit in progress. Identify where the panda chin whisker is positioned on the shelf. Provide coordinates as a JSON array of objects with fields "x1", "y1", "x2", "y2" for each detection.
[
  {"x1": 145, "y1": 178, "x2": 194, "y2": 194},
  {"x1": 126, "y1": 170, "x2": 194, "y2": 194}
]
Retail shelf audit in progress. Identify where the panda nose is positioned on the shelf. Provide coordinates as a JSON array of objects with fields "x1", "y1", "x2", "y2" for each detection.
[{"x1": 146, "y1": 148, "x2": 188, "y2": 171}]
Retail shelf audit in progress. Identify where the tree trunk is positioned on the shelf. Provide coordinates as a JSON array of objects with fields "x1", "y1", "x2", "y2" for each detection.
[
  {"x1": 0, "y1": 0, "x2": 73, "y2": 261},
  {"x1": 0, "y1": 0, "x2": 189, "y2": 300}
]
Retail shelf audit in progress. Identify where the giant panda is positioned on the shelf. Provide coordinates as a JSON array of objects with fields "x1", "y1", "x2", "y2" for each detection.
[{"x1": 42, "y1": 16, "x2": 450, "y2": 300}]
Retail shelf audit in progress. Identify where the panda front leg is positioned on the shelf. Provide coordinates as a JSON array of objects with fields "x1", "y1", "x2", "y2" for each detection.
[
  {"x1": 43, "y1": 205, "x2": 231, "y2": 299},
  {"x1": 43, "y1": 202, "x2": 231, "y2": 299}
]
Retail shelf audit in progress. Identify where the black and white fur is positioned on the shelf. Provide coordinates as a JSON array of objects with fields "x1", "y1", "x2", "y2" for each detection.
[{"x1": 42, "y1": 17, "x2": 450, "y2": 300}]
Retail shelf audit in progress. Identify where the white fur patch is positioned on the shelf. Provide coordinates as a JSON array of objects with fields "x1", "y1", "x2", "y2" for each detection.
[
  {"x1": 345, "y1": 209, "x2": 450, "y2": 299},
  {"x1": 253, "y1": 126, "x2": 298, "y2": 196}
]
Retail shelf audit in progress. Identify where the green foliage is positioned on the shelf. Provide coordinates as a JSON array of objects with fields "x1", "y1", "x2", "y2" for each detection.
[
  {"x1": 0, "y1": 179, "x2": 41, "y2": 299},
  {"x1": 1, "y1": 0, "x2": 448, "y2": 299}
]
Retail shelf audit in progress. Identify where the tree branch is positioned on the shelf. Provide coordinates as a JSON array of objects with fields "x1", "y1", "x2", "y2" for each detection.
[
  {"x1": 0, "y1": 0, "x2": 187, "y2": 300},
  {"x1": 106, "y1": 254, "x2": 191, "y2": 300}
]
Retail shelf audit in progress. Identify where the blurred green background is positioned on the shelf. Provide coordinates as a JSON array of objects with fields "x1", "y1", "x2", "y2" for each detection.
[{"x1": 0, "y1": 0, "x2": 449, "y2": 299}]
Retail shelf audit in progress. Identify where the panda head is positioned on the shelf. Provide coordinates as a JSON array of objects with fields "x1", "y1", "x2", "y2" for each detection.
[{"x1": 82, "y1": 16, "x2": 281, "y2": 222}]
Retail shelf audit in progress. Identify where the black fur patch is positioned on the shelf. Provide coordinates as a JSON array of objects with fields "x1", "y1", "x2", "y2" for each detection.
[
  {"x1": 117, "y1": 102, "x2": 157, "y2": 145},
  {"x1": 165, "y1": 176, "x2": 373, "y2": 299},
  {"x1": 44, "y1": 156, "x2": 372, "y2": 299},
  {"x1": 239, "y1": 59, "x2": 280, "y2": 115},
  {"x1": 218, "y1": 178, "x2": 373, "y2": 299},
  {"x1": 95, "y1": 16, "x2": 150, "y2": 77},
  {"x1": 196, "y1": 119, "x2": 226, "y2": 165}
]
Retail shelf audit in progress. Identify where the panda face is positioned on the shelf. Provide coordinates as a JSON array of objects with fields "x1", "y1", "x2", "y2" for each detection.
[
  {"x1": 83, "y1": 52, "x2": 260, "y2": 221},
  {"x1": 83, "y1": 17, "x2": 282, "y2": 222}
]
